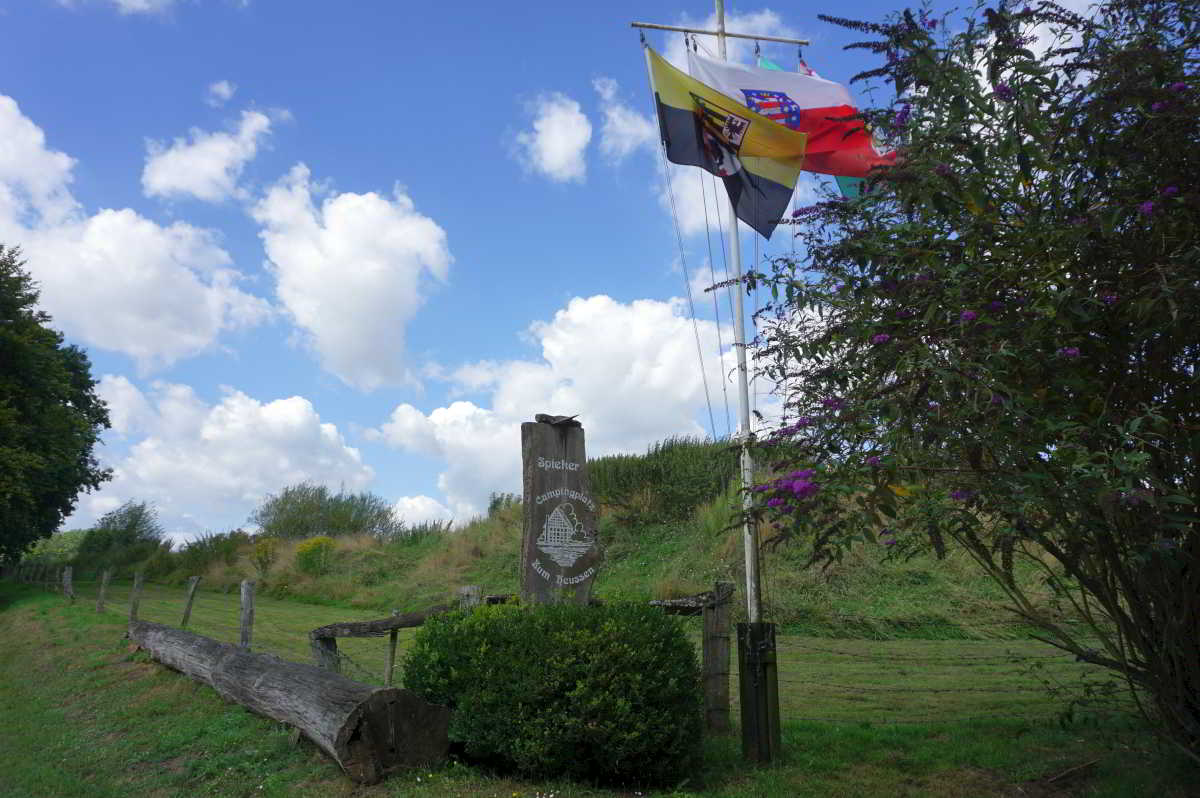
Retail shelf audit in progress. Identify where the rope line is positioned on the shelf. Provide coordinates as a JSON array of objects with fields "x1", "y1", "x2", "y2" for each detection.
[{"x1": 699, "y1": 169, "x2": 734, "y2": 439}]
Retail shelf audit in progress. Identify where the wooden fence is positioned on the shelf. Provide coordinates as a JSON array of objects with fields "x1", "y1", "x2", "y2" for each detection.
[{"x1": 308, "y1": 580, "x2": 735, "y2": 734}]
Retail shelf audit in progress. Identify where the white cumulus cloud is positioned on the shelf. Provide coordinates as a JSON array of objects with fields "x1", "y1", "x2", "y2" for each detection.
[
  {"x1": 0, "y1": 95, "x2": 270, "y2": 371},
  {"x1": 593, "y1": 77, "x2": 656, "y2": 163},
  {"x1": 143, "y1": 109, "x2": 272, "y2": 202},
  {"x1": 74, "y1": 376, "x2": 374, "y2": 544},
  {"x1": 393, "y1": 495, "x2": 455, "y2": 527},
  {"x1": 371, "y1": 294, "x2": 749, "y2": 518},
  {"x1": 206, "y1": 80, "x2": 237, "y2": 107},
  {"x1": 513, "y1": 93, "x2": 592, "y2": 183},
  {"x1": 252, "y1": 163, "x2": 452, "y2": 391}
]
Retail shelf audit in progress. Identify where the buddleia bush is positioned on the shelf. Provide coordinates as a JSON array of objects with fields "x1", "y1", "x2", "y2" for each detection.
[{"x1": 402, "y1": 602, "x2": 703, "y2": 786}]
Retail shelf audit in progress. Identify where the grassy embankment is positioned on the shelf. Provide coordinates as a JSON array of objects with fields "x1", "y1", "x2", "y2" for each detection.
[{"x1": 3, "y1": 582, "x2": 1195, "y2": 798}]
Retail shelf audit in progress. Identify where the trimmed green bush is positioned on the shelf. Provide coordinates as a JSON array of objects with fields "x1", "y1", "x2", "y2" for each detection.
[
  {"x1": 402, "y1": 602, "x2": 703, "y2": 786},
  {"x1": 294, "y1": 535, "x2": 334, "y2": 576}
]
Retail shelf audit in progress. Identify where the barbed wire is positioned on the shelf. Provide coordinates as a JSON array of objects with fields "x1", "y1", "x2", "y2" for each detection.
[
  {"x1": 776, "y1": 642, "x2": 1078, "y2": 664},
  {"x1": 776, "y1": 678, "x2": 1052, "y2": 694}
]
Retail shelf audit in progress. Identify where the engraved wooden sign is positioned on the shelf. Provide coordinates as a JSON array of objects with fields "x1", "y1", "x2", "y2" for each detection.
[{"x1": 520, "y1": 418, "x2": 601, "y2": 604}]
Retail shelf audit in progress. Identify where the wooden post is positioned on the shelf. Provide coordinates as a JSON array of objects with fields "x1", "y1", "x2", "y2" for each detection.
[
  {"x1": 239, "y1": 580, "x2": 255, "y2": 650},
  {"x1": 310, "y1": 634, "x2": 340, "y2": 673},
  {"x1": 129, "y1": 571, "x2": 144, "y2": 625},
  {"x1": 180, "y1": 576, "x2": 201, "y2": 628},
  {"x1": 96, "y1": 569, "x2": 112, "y2": 613},
  {"x1": 62, "y1": 566, "x2": 75, "y2": 602},
  {"x1": 384, "y1": 609, "x2": 400, "y2": 686},
  {"x1": 458, "y1": 585, "x2": 481, "y2": 609},
  {"x1": 737, "y1": 622, "x2": 782, "y2": 763},
  {"x1": 703, "y1": 581, "x2": 734, "y2": 735}
]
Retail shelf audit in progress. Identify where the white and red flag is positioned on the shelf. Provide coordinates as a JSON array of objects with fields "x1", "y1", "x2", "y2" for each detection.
[{"x1": 686, "y1": 50, "x2": 895, "y2": 179}]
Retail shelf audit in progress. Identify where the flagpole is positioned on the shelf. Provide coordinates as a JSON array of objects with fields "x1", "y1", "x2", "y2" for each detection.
[{"x1": 714, "y1": 0, "x2": 762, "y2": 627}]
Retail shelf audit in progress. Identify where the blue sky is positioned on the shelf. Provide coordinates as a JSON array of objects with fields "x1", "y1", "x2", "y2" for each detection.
[{"x1": 2, "y1": 0, "x2": 911, "y2": 544}]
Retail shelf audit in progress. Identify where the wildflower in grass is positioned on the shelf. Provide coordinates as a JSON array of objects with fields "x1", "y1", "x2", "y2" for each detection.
[
  {"x1": 960, "y1": 310, "x2": 978, "y2": 322},
  {"x1": 872, "y1": 333, "x2": 892, "y2": 344}
]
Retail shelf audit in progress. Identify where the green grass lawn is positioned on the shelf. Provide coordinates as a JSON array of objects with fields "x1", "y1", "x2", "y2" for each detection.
[{"x1": 2, "y1": 581, "x2": 1195, "y2": 797}]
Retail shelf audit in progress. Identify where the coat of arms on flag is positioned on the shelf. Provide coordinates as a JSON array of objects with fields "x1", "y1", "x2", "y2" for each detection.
[{"x1": 741, "y1": 90, "x2": 805, "y2": 129}]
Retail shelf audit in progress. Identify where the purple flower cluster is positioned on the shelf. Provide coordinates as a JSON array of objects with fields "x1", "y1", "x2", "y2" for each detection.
[
  {"x1": 1139, "y1": 200, "x2": 1156, "y2": 216},
  {"x1": 1151, "y1": 101, "x2": 1169, "y2": 112},
  {"x1": 1169, "y1": 82, "x2": 1188, "y2": 93},
  {"x1": 993, "y1": 83, "x2": 1015, "y2": 102},
  {"x1": 879, "y1": 528, "x2": 898, "y2": 546},
  {"x1": 866, "y1": 455, "x2": 883, "y2": 467},
  {"x1": 755, "y1": 469, "x2": 821, "y2": 513},
  {"x1": 988, "y1": 300, "x2": 1005, "y2": 313},
  {"x1": 871, "y1": 333, "x2": 892, "y2": 344},
  {"x1": 934, "y1": 163, "x2": 952, "y2": 177},
  {"x1": 771, "y1": 416, "x2": 814, "y2": 439},
  {"x1": 949, "y1": 489, "x2": 974, "y2": 502},
  {"x1": 1102, "y1": 294, "x2": 1119, "y2": 305},
  {"x1": 1058, "y1": 346, "x2": 1081, "y2": 358},
  {"x1": 1161, "y1": 185, "x2": 1179, "y2": 197},
  {"x1": 822, "y1": 397, "x2": 846, "y2": 410},
  {"x1": 893, "y1": 103, "x2": 911, "y2": 129},
  {"x1": 960, "y1": 310, "x2": 978, "y2": 322},
  {"x1": 897, "y1": 309, "x2": 916, "y2": 319}
]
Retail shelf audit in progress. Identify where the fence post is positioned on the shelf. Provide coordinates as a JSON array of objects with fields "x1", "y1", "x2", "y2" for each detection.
[
  {"x1": 458, "y1": 585, "x2": 481, "y2": 609},
  {"x1": 384, "y1": 609, "x2": 400, "y2": 686},
  {"x1": 96, "y1": 569, "x2": 112, "y2": 613},
  {"x1": 239, "y1": 580, "x2": 255, "y2": 649},
  {"x1": 310, "y1": 634, "x2": 340, "y2": 673},
  {"x1": 703, "y1": 581, "x2": 734, "y2": 735},
  {"x1": 737, "y1": 621, "x2": 782, "y2": 763},
  {"x1": 62, "y1": 566, "x2": 75, "y2": 602},
  {"x1": 180, "y1": 576, "x2": 201, "y2": 628},
  {"x1": 129, "y1": 571, "x2": 144, "y2": 625}
]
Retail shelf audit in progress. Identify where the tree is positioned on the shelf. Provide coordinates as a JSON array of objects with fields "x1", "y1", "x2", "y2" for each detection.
[
  {"x1": 0, "y1": 245, "x2": 111, "y2": 564},
  {"x1": 249, "y1": 482, "x2": 405, "y2": 541},
  {"x1": 74, "y1": 500, "x2": 165, "y2": 571},
  {"x1": 749, "y1": 0, "x2": 1198, "y2": 760}
]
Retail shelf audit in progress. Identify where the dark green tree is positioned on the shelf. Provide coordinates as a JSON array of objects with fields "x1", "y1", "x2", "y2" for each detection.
[
  {"x1": 749, "y1": 0, "x2": 1198, "y2": 760},
  {"x1": 1, "y1": 245, "x2": 111, "y2": 563},
  {"x1": 249, "y1": 481, "x2": 405, "y2": 540}
]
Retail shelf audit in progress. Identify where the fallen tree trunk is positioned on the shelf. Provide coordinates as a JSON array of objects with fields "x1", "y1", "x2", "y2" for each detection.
[{"x1": 128, "y1": 620, "x2": 449, "y2": 783}]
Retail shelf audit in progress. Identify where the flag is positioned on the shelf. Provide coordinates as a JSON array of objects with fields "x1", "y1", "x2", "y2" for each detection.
[
  {"x1": 643, "y1": 45, "x2": 808, "y2": 240},
  {"x1": 689, "y1": 50, "x2": 895, "y2": 179}
]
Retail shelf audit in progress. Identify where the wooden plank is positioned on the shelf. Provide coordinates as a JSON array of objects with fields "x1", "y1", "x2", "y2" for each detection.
[
  {"x1": 240, "y1": 580, "x2": 255, "y2": 649},
  {"x1": 309, "y1": 604, "x2": 453, "y2": 639},
  {"x1": 737, "y1": 622, "x2": 782, "y2": 762},
  {"x1": 310, "y1": 634, "x2": 341, "y2": 673},
  {"x1": 702, "y1": 581, "x2": 734, "y2": 734},
  {"x1": 96, "y1": 569, "x2": 111, "y2": 613},
  {"x1": 129, "y1": 620, "x2": 449, "y2": 783},
  {"x1": 180, "y1": 575, "x2": 202, "y2": 628},
  {"x1": 457, "y1": 585, "x2": 481, "y2": 609}
]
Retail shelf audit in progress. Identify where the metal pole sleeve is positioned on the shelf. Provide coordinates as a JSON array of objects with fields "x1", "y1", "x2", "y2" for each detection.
[{"x1": 630, "y1": 21, "x2": 810, "y2": 46}]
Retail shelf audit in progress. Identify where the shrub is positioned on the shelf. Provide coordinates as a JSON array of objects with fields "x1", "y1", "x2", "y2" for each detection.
[
  {"x1": 250, "y1": 537, "x2": 277, "y2": 578},
  {"x1": 294, "y1": 536, "x2": 335, "y2": 576},
  {"x1": 403, "y1": 602, "x2": 702, "y2": 786}
]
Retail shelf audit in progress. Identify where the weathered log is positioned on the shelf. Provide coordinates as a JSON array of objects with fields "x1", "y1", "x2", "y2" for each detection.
[
  {"x1": 650, "y1": 586, "x2": 730, "y2": 616},
  {"x1": 309, "y1": 604, "x2": 453, "y2": 639},
  {"x1": 129, "y1": 619, "x2": 450, "y2": 783}
]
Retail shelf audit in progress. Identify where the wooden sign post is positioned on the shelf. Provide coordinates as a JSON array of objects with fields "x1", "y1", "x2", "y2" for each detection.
[{"x1": 520, "y1": 416, "x2": 601, "y2": 605}]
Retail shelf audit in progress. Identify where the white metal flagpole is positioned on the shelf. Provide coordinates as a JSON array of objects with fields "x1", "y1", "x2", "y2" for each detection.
[{"x1": 715, "y1": 0, "x2": 762, "y2": 625}]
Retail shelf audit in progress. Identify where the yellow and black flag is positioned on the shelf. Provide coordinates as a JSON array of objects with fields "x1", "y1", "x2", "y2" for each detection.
[{"x1": 643, "y1": 45, "x2": 808, "y2": 239}]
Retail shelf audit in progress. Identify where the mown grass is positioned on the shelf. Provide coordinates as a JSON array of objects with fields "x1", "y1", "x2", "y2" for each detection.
[{"x1": 2, "y1": 582, "x2": 1195, "y2": 797}]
